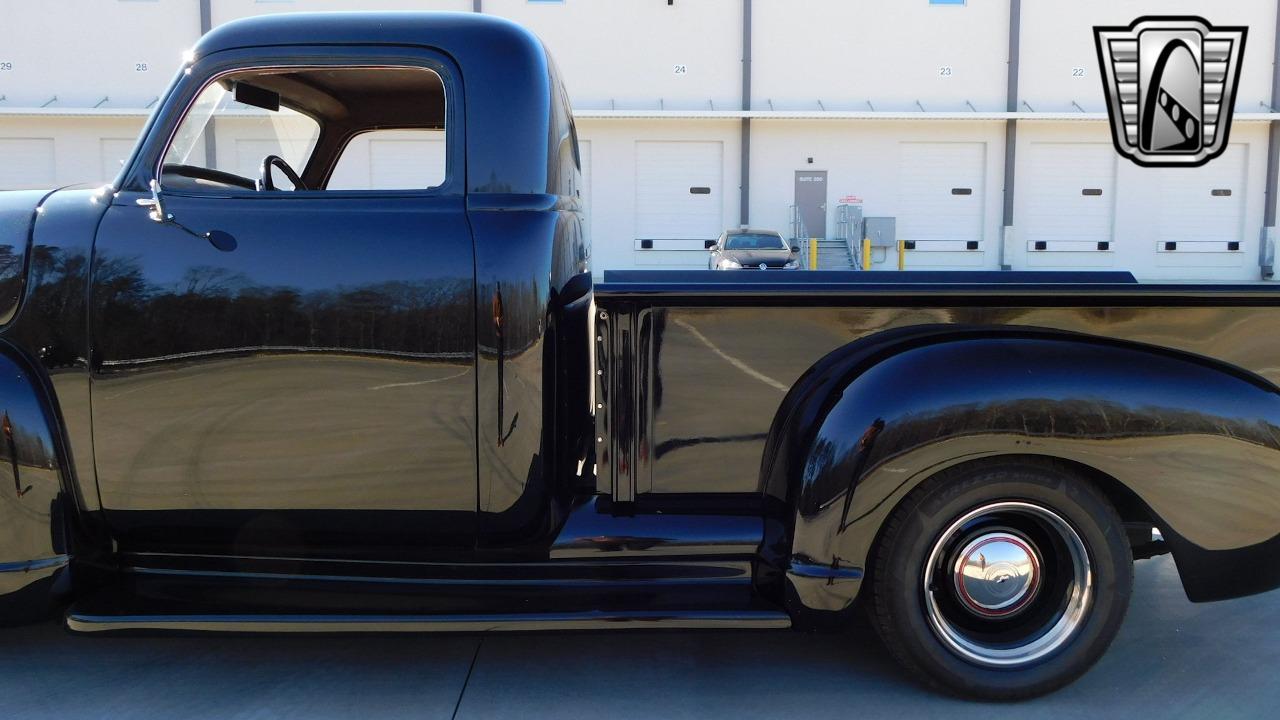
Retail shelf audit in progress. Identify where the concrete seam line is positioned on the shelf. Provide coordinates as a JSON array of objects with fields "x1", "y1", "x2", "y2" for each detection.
[{"x1": 452, "y1": 637, "x2": 484, "y2": 720}]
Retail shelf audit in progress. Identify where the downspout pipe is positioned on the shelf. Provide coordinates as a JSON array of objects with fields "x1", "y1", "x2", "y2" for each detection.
[
  {"x1": 1261, "y1": 0, "x2": 1280, "y2": 278},
  {"x1": 1000, "y1": 0, "x2": 1021, "y2": 271},
  {"x1": 740, "y1": 0, "x2": 752, "y2": 226}
]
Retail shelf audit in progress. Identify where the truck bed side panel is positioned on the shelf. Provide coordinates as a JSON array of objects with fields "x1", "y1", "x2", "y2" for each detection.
[{"x1": 596, "y1": 282, "x2": 1280, "y2": 609}]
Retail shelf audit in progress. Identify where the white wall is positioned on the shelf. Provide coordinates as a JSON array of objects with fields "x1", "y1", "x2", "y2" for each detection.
[
  {"x1": 212, "y1": 0, "x2": 473, "y2": 25},
  {"x1": 0, "y1": 0, "x2": 198, "y2": 108},
  {"x1": 485, "y1": 0, "x2": 742, "y2": 111},
  {"x1": 752, "y1": 0, "x2": 1010, "y2": 112},
  {"x1": 1020, "y1": 0, "x2": 1277, "y2": 114}
]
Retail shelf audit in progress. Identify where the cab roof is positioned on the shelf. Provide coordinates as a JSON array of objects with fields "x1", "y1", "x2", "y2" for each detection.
[{"x1": 195, "y1": 11, "x2": 538, "y2": 59}]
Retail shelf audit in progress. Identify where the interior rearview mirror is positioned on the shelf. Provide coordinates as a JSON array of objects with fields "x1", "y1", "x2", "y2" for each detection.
[{"x1": 234, "y1": 82, "x2": 281, "y2": 112}]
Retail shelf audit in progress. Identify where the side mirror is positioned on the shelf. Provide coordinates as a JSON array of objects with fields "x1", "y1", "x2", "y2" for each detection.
[
  {"x1": 135, "y1": 178, "x2": 237, "y2": 252},
  {"x1": 790, "y1": 245, "x2": 801, "y2": 253},
  {"x1": 705, "y1": 240, "x2": 717, "y2": 250}
]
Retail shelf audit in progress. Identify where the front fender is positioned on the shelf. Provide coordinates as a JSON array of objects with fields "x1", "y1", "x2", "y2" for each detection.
[
  {"x1": 0, "y1": 340, "x2": 71, "y2": 624},
  {"x1": 769, "y1": 331, "x2": 1280, "y2": 617}
]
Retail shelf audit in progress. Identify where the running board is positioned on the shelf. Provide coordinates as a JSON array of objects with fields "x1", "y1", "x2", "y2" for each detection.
[{"x1": 67, "y1": 610, "x2": 791, "y2": 634}]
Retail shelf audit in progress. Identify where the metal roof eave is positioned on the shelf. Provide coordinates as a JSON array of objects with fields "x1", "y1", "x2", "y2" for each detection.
[{"x1": 2, "y1": 106, "x2": 1279, "y2": 122}]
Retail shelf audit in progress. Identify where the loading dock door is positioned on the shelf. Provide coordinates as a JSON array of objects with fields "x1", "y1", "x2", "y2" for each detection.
[
  {"x1": 1023, "y1": 142, "x2": 1116, "y2": 266},
  {"x1": 1155, "y1": 144, "x2": 1246, "y2": 246},
  {"x1": 369, "y1": 137, "x2": 446, "y2": 189},
  {"x1": 0, "y1": 138, "x2": 55, "y2": 190},
  {"x1": 100, "y1": 138, "x2": 138, "y2": 185},
  {"x1": 898, "y1": 142, "x2": 985, "y2": 245},
  {"x1": 635, "y1": 141, "x2": 723, "y2": 247},
  {"x1": 794, "y1": 170, "x2": 828, "y2": 239}
]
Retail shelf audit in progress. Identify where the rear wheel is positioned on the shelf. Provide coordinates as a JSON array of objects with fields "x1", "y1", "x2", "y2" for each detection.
[{"x1": 868, "y1": 459, "x2": 1132, "y2": 699}]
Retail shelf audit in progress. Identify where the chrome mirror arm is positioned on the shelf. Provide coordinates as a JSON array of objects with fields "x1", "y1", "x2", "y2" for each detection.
[
  {"x1": 135, "y1": 179, "x2": 170, "y2": 223},
  {"x1": 132, "y1": 178, "x2": 237, "y2": 252}
]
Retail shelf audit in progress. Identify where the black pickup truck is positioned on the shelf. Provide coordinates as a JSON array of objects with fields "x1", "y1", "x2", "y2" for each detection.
[{"x1": 1, "y1": 12, "x2": 1278, "y2": 700}]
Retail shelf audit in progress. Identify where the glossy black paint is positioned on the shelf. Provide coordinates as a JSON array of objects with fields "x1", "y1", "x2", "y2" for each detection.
[
  {"x1": 778, "y1": 332, "x2": 1280, "y2": 608},
  {"x1": 1, "y1": 12, "x2": 1279, "y2": 634},
  {"x1": 592, "y1": 276, "x2": 1280, "y2": 618},
  {"x1": 0, "y1": 341, "x2": 71, "y2": 623},
  {"x1": 0, "y1": 189, "x2": 46, "y2": 326},
  {"x1": 91, "y1": 18, "x2": 591, "y2": 559},
  {"x1": 0, "y1": 185, "x2": 119, "y2": 620},
  {"x1": 95, "y1": 154, "x2": 480, "y2": 555}
]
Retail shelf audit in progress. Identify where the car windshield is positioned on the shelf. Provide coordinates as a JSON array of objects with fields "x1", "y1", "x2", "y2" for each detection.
[{"x1": 725, "y1": 233, "x2": 785, "y2": 250}]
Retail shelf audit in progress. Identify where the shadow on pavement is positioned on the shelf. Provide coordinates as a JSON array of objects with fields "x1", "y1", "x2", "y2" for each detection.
[{"x1": 1, "y1": 556, "x2": 1277, "y2": 719}]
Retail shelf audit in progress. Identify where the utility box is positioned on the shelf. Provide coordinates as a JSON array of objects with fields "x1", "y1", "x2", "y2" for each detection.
[{"x1": 864, "y1": 217, "x2": 896, "y2": 248}]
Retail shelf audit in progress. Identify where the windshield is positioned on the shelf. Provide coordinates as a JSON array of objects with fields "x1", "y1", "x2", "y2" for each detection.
[
  {"x1": 165, "y1": 83, "x2": 231, "y2": 167},
  {"x1": 162, "y1": 78, "x2": 320, "y2": 180},
  {"x1": 725, "y1": 233, "x2": 786, "y2": 250}
]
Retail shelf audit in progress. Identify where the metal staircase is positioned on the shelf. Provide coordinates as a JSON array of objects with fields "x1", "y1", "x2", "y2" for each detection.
[
  {"x1": 790, "y1": 205, "x2": 858, "y2": 270},
  {"x1": 812, "y1": 238, "x2": 856, "y2": 269}
]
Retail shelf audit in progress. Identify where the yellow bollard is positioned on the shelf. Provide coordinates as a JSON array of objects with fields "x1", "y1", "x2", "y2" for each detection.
[
  {"x1": 809, "y1": 238, "x2": 818, "y2": 270},
  {"x1": 861, "y1": 237, "x2": 871, "y2": 270},
  {"x1": 898, "y1": 239, "x2": 906, "y2": 271}
]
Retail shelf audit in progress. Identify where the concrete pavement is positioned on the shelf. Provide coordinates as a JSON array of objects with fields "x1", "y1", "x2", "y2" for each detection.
[{"x1": 1, "y1": 555, "x2": 1277, "y2": 719}]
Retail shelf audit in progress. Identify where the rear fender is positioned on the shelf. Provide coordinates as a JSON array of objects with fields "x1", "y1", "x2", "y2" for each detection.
[{"x1": 761, "y1": 328, "x2": 1280, "y2": 619}]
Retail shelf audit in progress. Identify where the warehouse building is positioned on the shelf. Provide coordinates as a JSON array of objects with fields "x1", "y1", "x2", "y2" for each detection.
[{"x1": 2, "y1": 0, "x2": 1279, "y2": 281}]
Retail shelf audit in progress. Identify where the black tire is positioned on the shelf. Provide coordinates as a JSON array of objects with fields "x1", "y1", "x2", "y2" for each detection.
[{"x1": 868, "y1": 458, "x2": 1132, "y2": 700}]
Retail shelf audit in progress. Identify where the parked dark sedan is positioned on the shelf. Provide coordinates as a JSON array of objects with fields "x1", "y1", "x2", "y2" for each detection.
[{"x1": 708, "y1": 228, "x2": 801, "y2": 269}]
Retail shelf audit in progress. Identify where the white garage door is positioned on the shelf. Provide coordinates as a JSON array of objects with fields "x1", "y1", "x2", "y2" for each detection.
[
  {"x1": 328, "y1": 131, "x2": 446, "y2": 190},
  {"x1": 0, "y1": 138, "x2": 55, "y2": 190},
  {"x1": 234, "y1": 139, "x2": 284, "y2": 182},
  {"x1": 1155, "y1": 144, "x2": 1246, "y2": 246},
  {"x1": 635, "y1": 141, "x2": 722, "y2": 246},
  {"x1": 1023, "y1": 143, "x2": 1116, "y2": 253},
  {"x1": 370, "y1": 138, "x2": 446, "y2": 189},
  {"x1": 100, "y1": 138, "x2": 137, "y2": 184},
  {"x1": 898, "y1": 142, "x2": 985, "y2": 245}
]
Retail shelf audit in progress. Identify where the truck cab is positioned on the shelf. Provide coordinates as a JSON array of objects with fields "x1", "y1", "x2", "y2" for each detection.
[{"x1": 92, "y1": 13, "x2": 594, "y2": 561}]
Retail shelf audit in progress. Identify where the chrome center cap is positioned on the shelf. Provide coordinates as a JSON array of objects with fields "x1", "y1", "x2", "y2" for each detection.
[{"x1": 952, "y1": 532, "x2": 1040, "y2": 617}]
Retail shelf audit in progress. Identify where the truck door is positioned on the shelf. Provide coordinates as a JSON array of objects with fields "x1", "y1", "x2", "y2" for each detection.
[{"x1": 88, "y1": 53, "x2": 477, "y2": 560}]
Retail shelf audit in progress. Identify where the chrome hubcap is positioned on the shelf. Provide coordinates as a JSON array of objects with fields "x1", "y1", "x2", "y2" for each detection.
[
  {"x1": 923, "y1": 501, "x2": 1093, "y2": 668},
  {"x1": 952, "y1": 532, "x2": 1040, "y2": 617}
]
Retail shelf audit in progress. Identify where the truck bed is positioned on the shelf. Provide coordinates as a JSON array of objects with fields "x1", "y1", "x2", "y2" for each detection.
[{"x1": 591, "y1": 270, "x2": 1280, "y2": 591}]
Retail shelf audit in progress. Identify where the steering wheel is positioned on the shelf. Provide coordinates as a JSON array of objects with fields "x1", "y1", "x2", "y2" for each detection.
[{"x1": 259, "y1": 155, "x2": 308, "y2": 192}]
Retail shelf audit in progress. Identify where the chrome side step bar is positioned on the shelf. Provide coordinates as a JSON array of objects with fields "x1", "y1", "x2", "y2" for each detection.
[{"x1": 67, "y1": 610, "x2": 791, "y2": 634}]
